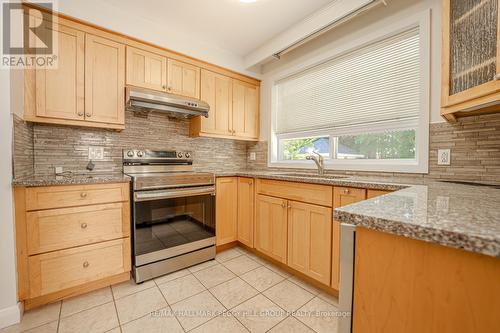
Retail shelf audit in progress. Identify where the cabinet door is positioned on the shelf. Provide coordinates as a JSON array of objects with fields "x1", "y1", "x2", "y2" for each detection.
[
  {"x1": 366, "y1": 189, "x2": 391, "y2": 199},
  {"x1": 199, "y1": 70, "x2": 232, "y2": 136},
  {"x1": 126, "y1": 47, "x2": 167, "y2": 91},
  {"x1": 442, "y1": 0, "x2": 500, "y2": 107},
  {"x1": 237, "y1": 178, "x2": 254, "y2": 248},
  {"x1": 35, "y1": 24, "x2": 85, "y2": 121},
  {"x1": 288, "y1": 201, "x2": 332, "y2": 285},
  {"x1": 331, "y1": 187, "x2": 366, "y2": 289},
  {"x1": 216, "y1": 177, "x2": 238, "y2": 245},
  {"x1": 167, "y1": 59, "x2": 200, "y2": 99},
  {"x1": 232, "y1": 79, "x2": 259, "y2": 139},
  {"x1": 255, "y1": 194, "x2": 287, "y2": 263},
  {"x1": 85, "y1": 34, "x2": 125, "y2": 125}
]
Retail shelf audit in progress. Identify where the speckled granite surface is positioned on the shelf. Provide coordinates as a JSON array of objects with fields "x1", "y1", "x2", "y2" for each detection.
[
  {"x1": 12, "y1": 173, "x2": 131, "y2": 187},
  {"x1": 218, "y1": 171, "x2": 500, "y2": 257}
]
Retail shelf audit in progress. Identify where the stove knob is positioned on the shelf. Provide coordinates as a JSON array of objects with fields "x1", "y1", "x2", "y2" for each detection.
[
  {"x1": 185, "y1": 152, "x2": 191, "y2": 158},
  {"x1": 177, "y1": 152, "x2": 183, "y2": 158},
  {"x1": 126, "y1": 150, "x2": 134, "y2": 157},
  {"x1": 137, "y1": 151, "x2": 144, "y2": 158}
]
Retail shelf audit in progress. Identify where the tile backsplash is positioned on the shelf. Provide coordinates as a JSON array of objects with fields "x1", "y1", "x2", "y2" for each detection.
[{"x1": 13, "y1": 112, "x2": 500, "y2": 183}]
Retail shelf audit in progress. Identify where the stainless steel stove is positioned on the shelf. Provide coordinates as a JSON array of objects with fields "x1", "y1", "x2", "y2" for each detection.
[{"x1": 123, "y1": 149, "x2": 216, "y2": 283}]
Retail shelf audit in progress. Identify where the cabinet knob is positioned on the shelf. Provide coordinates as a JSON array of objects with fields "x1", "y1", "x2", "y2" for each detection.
[
  {"x1": 162, "y1": 85, "x2": 166, "y2": 89},
  {"x1": 80, "y1": 192, "x2": 88, "y2": 198},
  {"x1": 83, "y1": 261, "x2": 89, "y2": 268},
  {"x1": 287, "y1": 205, "x2": 292, "y2": 209},
  {"x1": 167, "y1": 87, "x2": 172, "y2": 91},
  {"x1": 281, "y1": 202, "x2": 286, "y2": 208},
  {"x1": 81, "y1": 223, "x2": 87, "y2": 229},
  {"x1": 77, "y1": 112, "x2": 84, "y2": 117},
  {"x1": 343, "y1": 188, "x2": 350, "y2": 194},
  {"x1": 86, "y1": 113, "x2": 91, "y2": 118}
]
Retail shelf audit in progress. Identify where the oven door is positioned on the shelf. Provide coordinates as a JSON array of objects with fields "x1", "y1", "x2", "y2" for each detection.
[{"x1": 132, "y1": 186, "x2": 215, "y2": 266}]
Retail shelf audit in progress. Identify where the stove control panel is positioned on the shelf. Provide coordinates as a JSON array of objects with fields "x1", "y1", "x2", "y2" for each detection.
[{"x1": 123, "y1": 149, "x2": 192, "y2": 161}]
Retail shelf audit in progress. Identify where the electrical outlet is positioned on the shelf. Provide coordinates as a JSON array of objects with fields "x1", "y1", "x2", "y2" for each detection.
[
  {"x1": 249, "y1": 152, "x2": 256, "y2": 161},
  {"x1": 437, "y1": 149, "x2": 451, "y2": 165},
  {"x1": 88, "y1": 147, "x2": 104, "y2": 160},
  {"x1": 55, "y1": 166, "x2": 63, "y2": 174}
]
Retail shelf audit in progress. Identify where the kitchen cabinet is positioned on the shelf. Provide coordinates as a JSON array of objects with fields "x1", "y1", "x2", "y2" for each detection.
[
  {"x1": 441, "y1": 0, "x2": 500, "y2": 121},
  {"x1": 367, "y1": 189, "x2": 391, "y2": 199},
  {"x1": 237, "y1": 177, "x2": 255, "y2": 248},
  {"x1": 255, "y1": 194, "x2": 288, "y2": 264},
  {"x1": 85, "y1": 34, "x2": 126, "y2": 125},
  {"x1": 13, "y1": 182, "x2": 130, "y2": 309},
  {"x1": 167, "y1": 59, "x2": 200, "y2": 99},
  {"x1": 288, "y1": 201, "x2": 332, "y2": 285},
  {"x1": 126, "y1": 46, "x2": 167, "y2": 91},
  {"x1": 215, "y1": 177, "x2": 238, "y2": 246},
  {"x1": 331, "y1": 186, "x2": 366, "y2": 290},
  {"x1": 34, "y1": 23, "x2": 85, "y2": 122},
  {"x1": 232, "y1": 79, "x2": 259, "y2": 140}
]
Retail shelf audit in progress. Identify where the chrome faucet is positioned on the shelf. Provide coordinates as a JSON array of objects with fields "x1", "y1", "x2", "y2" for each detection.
[{"x1": 306, "y1": 151, "x2": 325, "y2": 175}]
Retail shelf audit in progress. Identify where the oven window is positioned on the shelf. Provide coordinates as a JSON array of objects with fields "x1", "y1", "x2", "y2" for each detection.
[{"x1": 134, "y1": 194, "x2": 215, "y2": 256}]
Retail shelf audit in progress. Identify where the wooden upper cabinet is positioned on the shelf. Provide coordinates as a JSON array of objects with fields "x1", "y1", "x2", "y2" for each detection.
[
  {"x1": 35, "y1": 23, "x2": 85, "y2": 121},
  {"x1": 85, "y1": 34, "x2": 125, "y2": 125},
  {"x1": 441, "y1": 0, "x2": 500, "y2": 121},
  {"x1": 215, "y1": 177, "x2": 238, "y2": 246},
  {"x1": 126, "y1": 47, "x2": 167, "y2": 91},
  {"x1": 237, "y1": 177, "x2": 254, "y2": 248},
  {"x1": 255, "y1": 194, "x2": 288, "y2": 264},
  {"x1": 167, "y1": 59, "x2": 200, "y2": 99},
  {"x1": 232, "y1": 79, "x2": 259, "y2": 140},
  {"x1": 287, "y1": 200, "x2": 332, "y2": 285}
]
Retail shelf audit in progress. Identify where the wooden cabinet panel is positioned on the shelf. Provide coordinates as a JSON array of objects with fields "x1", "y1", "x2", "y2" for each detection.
[
  {"x1": 237, "y1": 177, "x2": 254, "y2": 248},
  {"x1": 216, "y1": 177, "x2": 238, "y2": 245},
  {"x1": 288, "y1": 201, "x2": 332, "y2": 285},
  {"x1": 232, "y1": 79, "x2": 259, "y2": 139},
  {"x1": 255, "y1": 194, "x2": 288, "y2": 264},
  {"x1": 256, "y1": 179, "x2": 332, "y2": 207},
  {"x1": 126, "y1": 47, "x2": 167, "y2": 91},
  {"x1": 167, "y1": 59, "x2": 200, "y2": 99},
  {"x1": 85, "y1": 34, "x2": 125, "y2": 125},
  {"x1": 197, "y1": 69, "x2": 232, "y2": 136},
  {"x1": 25, "y1": 183, "x2": 129, "y2": 211},
  {"x1": 26, "y1": 203, "x2": 130, "y2": 255},
  {"x1": 367, "y1": 189, "x2": 391, "y2": 199},
  {"x1": 331, "y1": 186, "x2": 366, "y2": 290},
  {"x1": 35, "y1": 23, "x2": 85, "y2": 121},
  {"x1": 28, "y1": 238, "x2": 130, "y2": 298}
]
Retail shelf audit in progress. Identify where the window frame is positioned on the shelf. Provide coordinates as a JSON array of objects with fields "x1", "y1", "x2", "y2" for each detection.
[{"x1": 268, "y1": 10, "x2": 430, "y2": 174}]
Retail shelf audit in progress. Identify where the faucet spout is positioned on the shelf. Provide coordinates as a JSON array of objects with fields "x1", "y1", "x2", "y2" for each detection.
[{"x1": 306, "y1": 151, "x2": 325, "y2": 175}]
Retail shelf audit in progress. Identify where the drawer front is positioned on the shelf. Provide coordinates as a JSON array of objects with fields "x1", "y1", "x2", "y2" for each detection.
[
  {"x1": 26, "y1": 183, "x2": 129, "y2": 211},
  {"x1": 256, "y1": 179, "x2": 332, "y2": 207},
  {"x1": 27, "y1": 203, "x2": 130, "y2": 255},
  {"x1": 28, "y1": 238, "x2": 131, "y2": 297},
  {"x1": 333, "y1": 186, "x2": 366, "y2": 208}
]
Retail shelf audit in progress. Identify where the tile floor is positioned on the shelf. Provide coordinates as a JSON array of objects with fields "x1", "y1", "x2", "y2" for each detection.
[{"x1": 1, "y1": 247, "x2": 340, "y2": 333}]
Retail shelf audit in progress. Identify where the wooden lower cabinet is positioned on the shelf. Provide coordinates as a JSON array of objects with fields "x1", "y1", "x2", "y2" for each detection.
[
  {"x1": 255, "y1": 194, "x2": 288, "y2": 264},
  {"x1": 287, "y1": 201, "x2": 332, "y2": 285},
  {"x1": 366, "y1": 189, "x2": 391, "y2": 199},
  {"x1": 237, "y1": 177, "x2": 254, "y2": 248},
  {"x1": 215, "y1": 177, "x2": 238, "y2": 245}
]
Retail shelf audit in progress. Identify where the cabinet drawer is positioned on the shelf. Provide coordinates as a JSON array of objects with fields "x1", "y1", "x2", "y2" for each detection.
[
  {"x1": 27, "y1": 203, "x2": 130, "y2": 255},
  {"x1": 26, "y1": 183, "x2": 129, "y2": 211},
  {"x1": 28, "y1": 238, "x2": 131, "y2": 298},
  {"x1": 256, "y1": 179, "x2": 332, "y2": 207}
]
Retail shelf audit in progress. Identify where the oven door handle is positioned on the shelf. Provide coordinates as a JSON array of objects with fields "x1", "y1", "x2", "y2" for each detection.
[{"x1": 134, "y1": 186, "x2": 216, "y2": 202}]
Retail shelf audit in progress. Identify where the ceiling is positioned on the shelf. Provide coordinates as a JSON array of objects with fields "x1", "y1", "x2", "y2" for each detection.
[{"x1": 102, "y1": 0, "x2": 334, "y2": 57}]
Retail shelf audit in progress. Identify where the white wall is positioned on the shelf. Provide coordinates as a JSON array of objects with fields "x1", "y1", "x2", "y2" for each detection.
[
  {"x1": 258, "y1": 0, "x2": 443, "y2": 141},
  {"x1": 0, "y1": 68, "x2": 21, "y2": 328}
]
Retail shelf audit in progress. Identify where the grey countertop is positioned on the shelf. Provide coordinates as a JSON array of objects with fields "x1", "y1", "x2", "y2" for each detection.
[
  {"x1": 12, "y1": 173, "x2": 131, "y2": 187},
  {"x1": 219, "y1": 171, "x2": 500, "y2": 258}
]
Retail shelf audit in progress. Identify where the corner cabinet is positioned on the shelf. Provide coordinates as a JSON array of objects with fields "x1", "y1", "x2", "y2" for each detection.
[
  {"x1": 190, "y1": 70, "x2": 259, "y2": 141},
  {"x1": 441, "y1": 0, "x2": 500, "y2": 121}
]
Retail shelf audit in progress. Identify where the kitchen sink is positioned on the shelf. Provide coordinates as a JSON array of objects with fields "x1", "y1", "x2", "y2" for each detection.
[{"x1": 276, "y1": 172, "x2": 348, "y2": 179}]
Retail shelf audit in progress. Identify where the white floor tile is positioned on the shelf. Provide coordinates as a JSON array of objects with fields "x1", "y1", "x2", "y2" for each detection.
[
  {"x1": 222, "y1": 255, "x2": 261, "y2": 276},
  {"x1": 190, "y1": 314, "x2": 247, "y2": 333},
  {"x1": 295, "y1": 297, "x2": 339, "y2": 333},
  {"x1": 240, "y1": 266, "x2": 285, "y2": 292},
  {"x1": 170, "y1": 291, "x2": 225, "y2": 331},
  {"x1": 288, "y1": 276, "x2": 322, "y2": 295},
  {"x1": 192, "y1": 264, "x2": 236, "y2": 288},
  {"x1": 231, "y1": 294, "x2": 286, "y2": 333},
  {"x1": 58, "y1": 302, "x2": 118, "y2": 333},
  {"x1": 269, "y1": 316, "x2": 315, "y2": 333},
  {"x1": 154, "y1": 269, "x2": 190, "y2": 286},
  {"x1": 215, "y1": 248, "x2": 243, "y2": 263},
  {"x1": 263, "y1": 280, "x2": 315, "y2": 312},
  {"x1": 111, "y1": 279, "x2": 156, "y2": 300},
  {"x1": 209, "y1": 277, "x2": 259, "y2": 309},
  {"x1": 121, "y1": 307, "x2": 183, "y2": 333},
  {"x1": 115, "y1": 287, "x2": 167, "y2": 324},
  {"x1": 61, "y1": 287, "x2": 113, "y2": 318},
  {"x1": 188, "y1": 259, "x2": 218, "y2": 273},
  {"x1": 158, "y1": 274, "x2": 206, "y2": 304},
  {"x1": 0, "y1": 302, "x2": 61, "y2": 332}
]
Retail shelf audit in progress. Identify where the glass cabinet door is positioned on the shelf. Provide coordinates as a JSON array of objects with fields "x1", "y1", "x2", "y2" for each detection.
[{"x1": 444, "y1": 0, "x2": 500, "y2": 105}]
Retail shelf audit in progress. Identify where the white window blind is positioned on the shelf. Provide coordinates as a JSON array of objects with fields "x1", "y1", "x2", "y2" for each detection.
[{"x1": 275, "y1": 28, "x2": 420, "y2": 134}]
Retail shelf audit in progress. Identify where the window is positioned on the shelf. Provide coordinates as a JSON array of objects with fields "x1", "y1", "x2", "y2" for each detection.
[{"x1": 271, "y1": 23, "x2": 429, "y2": 173}]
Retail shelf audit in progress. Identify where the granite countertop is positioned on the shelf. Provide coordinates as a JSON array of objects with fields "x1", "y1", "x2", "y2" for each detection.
[
  {"x1": 12, "y1": 173, "x2": 131, "y2": 187},
  {"x1": 218, "y1": 171, "x2": 500, "y2": 258}
]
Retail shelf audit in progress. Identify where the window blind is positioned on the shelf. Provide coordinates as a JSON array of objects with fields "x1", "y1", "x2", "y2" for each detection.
[{"x1": 275, "y1": 28, "x2": 420, "y2": 134}]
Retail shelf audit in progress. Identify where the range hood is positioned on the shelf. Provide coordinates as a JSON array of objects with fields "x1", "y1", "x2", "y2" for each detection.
[{"x1": 126, "y1": 87, "x2": 209, "y2": 119}]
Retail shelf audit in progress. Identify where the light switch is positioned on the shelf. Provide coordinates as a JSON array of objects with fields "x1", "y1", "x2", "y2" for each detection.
[
  {"x1": 88, "y1": 147, "x2": 104, "y2": 160},
  {"x1": 437, "y1": 149, "x2": 451, "y2": 165},
  {"x1": 249, "y1": 152, "x2": 256, "y2": 161}
]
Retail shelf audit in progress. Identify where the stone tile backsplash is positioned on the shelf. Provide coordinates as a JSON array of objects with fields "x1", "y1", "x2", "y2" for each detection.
[{"x1": 12, "y1": 112, "x2": 500, "y2": 183}]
